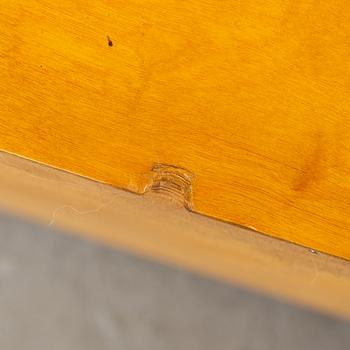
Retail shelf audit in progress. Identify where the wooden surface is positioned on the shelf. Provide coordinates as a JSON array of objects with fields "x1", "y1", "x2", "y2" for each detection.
[
  {"x1": 1, "y1": 151, "x2": 350, "y2": 319},
  {"x1": 1, "y1": 0, "x2": 350, "y2": 259}
]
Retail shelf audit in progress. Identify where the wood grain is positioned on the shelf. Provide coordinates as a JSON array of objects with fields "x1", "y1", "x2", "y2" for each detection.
[
  {"x1": 1, "y1": 1, "x2": 350, "y2": 259},
  {"x1": 1, "y1": 151, "x2": 350, "y2": 319}
]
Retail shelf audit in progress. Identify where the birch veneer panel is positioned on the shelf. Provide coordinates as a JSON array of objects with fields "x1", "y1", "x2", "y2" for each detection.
[{"x1": 1, "y1": 1, "x2": 350, "y2": 259}]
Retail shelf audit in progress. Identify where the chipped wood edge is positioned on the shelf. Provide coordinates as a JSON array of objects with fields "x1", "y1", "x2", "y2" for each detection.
[{"x1": 0, "y1": 150, "x2": 350, "y2": 319}]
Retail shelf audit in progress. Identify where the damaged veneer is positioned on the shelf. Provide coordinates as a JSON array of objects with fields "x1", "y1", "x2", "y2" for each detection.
[{"x1": 148, "y1": 164, "x2": 194, "y2": 210}]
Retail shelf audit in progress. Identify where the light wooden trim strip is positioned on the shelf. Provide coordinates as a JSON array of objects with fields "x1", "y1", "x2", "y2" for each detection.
[{"x1": 0, "y1": 151, "x2": 349, "y2": 319}]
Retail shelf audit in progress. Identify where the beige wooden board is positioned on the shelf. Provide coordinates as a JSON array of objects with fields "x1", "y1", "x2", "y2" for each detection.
[{"x1": 0, "y1": 152, "x2": 350, "y2": 319}]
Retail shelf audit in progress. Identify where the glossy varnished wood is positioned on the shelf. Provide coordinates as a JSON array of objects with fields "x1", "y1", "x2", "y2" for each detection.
[{"x1": 1, "y1": 1, "x2": 350, "y2": 258}]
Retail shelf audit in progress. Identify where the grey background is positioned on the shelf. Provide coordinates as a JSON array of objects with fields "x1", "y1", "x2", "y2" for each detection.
[{"x1": 0, "y1": 211, "x2": 349, "y2": 350}]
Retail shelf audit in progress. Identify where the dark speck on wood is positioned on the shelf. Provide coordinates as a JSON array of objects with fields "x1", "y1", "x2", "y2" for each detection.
[{"x1": 107, "y1": 36, "x2": 113, "y2": 47}]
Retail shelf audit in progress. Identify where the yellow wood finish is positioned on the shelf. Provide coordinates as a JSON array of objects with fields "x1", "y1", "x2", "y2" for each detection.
[
  {"x1": 1, "y1": 1, "x2": 350, "y2": 259},
  {"x1": 1, "y1": 151, "x2": 350, "y2": 319}
]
